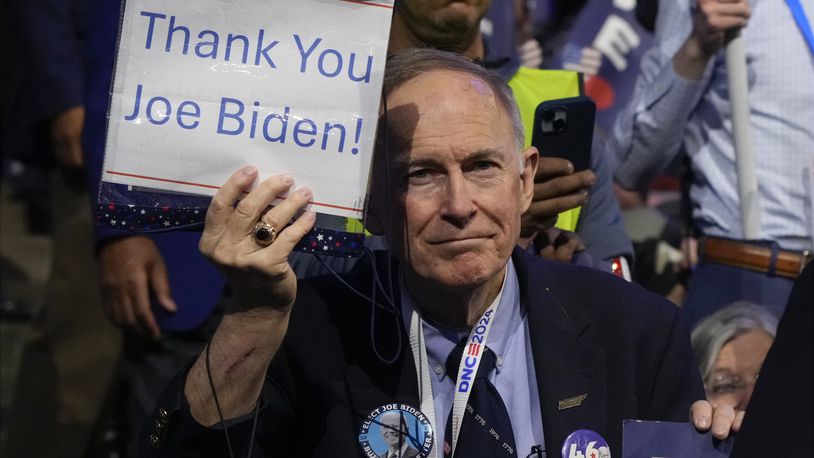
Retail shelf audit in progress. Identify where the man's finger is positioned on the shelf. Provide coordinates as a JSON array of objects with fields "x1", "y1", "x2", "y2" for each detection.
[
  {"x1": 131, "y1": 274, "x2": 160, "y2": 338},
  {"x1": 259, "y1": 186, "x2": 313, "y2": 234},
  {"x1": 150, "y1": 260, "x2": 177, "y2": 313},
  {"x1": 534, "y1": 169, "x2": 595, "y2": 198},
  {"x1": 553, "y1": 231, "x2": 585, "y2": 262},
  {"x1": 230, "y1": 173, "x2": 295, "y2": 236},
  {"x1": 534, "y1": 157, "x2": 573, "y2": 179},
  {"x1": 116, "y1": 293, "x2": 136, "y2": 330},
  {"x1": 709, "y1": 1, "x2": 750, "y2": 17},
  {"x1": 266, "y1": 208, "x2": 317, "y2": 259},
  {"x1": 204, "y1": 166, "x2": 259, "y2": 238},
  {"x1": 527, "y1": 191, "x2": 588, "y2": 218}
]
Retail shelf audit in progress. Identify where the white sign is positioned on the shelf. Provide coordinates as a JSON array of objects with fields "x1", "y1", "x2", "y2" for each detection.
[{"x1": 103, "y1": 0, "x2": 394, "y2": 218}]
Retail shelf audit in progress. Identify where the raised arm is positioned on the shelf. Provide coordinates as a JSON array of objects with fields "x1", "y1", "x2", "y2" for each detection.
[
  {"x1": 610, "y1": 0, "x2": 748, "y2": 191},
  {"x1": 184, "y1": 166, "x2": 315, "y2": 426}
]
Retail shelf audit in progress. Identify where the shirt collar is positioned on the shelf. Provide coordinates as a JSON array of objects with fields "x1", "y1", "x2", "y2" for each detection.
[{"x1": 400, "y1": 259, "x2": 523, "y2": 381}]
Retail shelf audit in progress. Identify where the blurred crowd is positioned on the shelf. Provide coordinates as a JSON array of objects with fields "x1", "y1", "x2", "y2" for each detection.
[{"x1": 0, "y1": 0, "x2": 811, "y2": 457}]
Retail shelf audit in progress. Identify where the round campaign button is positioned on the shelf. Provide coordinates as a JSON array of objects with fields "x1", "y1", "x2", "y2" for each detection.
[
  {"x1": 358, "y1": 403, "x2": 434, "y2": 458},
  {"x1": 561, "y1": 429, "x2": 611, "y2": 458}
]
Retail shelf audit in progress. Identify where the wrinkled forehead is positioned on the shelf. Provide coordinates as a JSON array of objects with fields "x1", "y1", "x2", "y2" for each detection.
[
  {"x1": 387, "y1": 69, "x2": 501, "y2": 115},
  {"x1": 381, "y1": 70, "x2": 512, "y2": 153}
]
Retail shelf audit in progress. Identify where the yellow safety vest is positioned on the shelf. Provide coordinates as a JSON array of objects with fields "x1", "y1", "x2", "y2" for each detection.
[
  {"x1": 346, "y1": 67, "x2": 585, "y2": 235},
  {"x1": 507, "y1": 67, "x2": 583, "y2": 232}
]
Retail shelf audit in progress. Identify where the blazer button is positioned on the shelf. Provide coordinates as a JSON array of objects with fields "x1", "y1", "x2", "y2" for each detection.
[
  {"x1": 149, "y1": 434, "x2": 161, "y2": 449},
  {"x1": 158, "y1": 408, "x2": 169, "y2": 424}
]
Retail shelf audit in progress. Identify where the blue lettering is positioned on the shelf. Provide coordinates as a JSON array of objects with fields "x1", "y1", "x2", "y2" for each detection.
[
  {"x1": 146, "y1": 96, "x2": 171, "y2": 125},
  {"x1": 348, "y1": 52, "x2": 373, "y2": 83},
  {"x1": 123, "y1": 84, "x2": 143, "y2": 121},
  {"x1": 166, "y1": 15, "x2": 190, "y2": 54},
  {"x1": 293, "y1": 119, "x2": 317, "y2": 147},
  {"x1": 254, "y1": 29, "x2": 278, "y2": 67},
  {"x1": 226, "y1": 33, "x2": 250, "y2": 64},
  {"x1": 464, "y1": 356, "x2": 477, "y2": 368},
  {"x1": 294, "y1": 34, "x2": 321, "y2": 73},
  {"x1": 249, "y1": 102, "x2": 260, "y2": 139},
  {"x1": 457, "y1": 380, "x2": 470, "y2": 392},
  {"x1": 262, "y1": 107, "x2": 290, "y2": 142},
  {"x1": 321, "y1": 122, "x2": 346, "y2": 152},
  {"x1": 471, "y1": 335, "x2": 484, "y2": 344},
  {"x1": 318, "y1": 49, "x2": 343, "y2": 78},
  {"x1": 140, "y1": 11, "x2": 166, "y2": 50},
  {"x1": 217, "y1": 97, "x2": 245, "y2": 135},
  {"x1": 475, "y1": 324, "x2": 487, "y2": 335},
  {"x1": 176, "y1": 101, "x2": 200, "y2": 129},
  {"x1": 195, "y1": 30, "x2": 219, "y2": 59},
  {"x1": 460, "y1": 367, "x2": 474, "y2": 381}
]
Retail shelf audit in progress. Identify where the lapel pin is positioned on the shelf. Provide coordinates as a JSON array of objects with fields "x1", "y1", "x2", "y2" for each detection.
[{"x1": 558, "y1": 393, "x2": 588, "y2": 411}]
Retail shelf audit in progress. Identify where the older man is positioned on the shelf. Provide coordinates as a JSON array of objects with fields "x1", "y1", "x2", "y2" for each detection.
[{"x1": 141, "y1": 49, "x2": 736, "y2": 457}]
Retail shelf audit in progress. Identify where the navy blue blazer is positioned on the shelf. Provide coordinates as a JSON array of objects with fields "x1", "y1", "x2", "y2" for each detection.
[{"x1": 141, "y1": 248, "x2": 704, "y2": 456}]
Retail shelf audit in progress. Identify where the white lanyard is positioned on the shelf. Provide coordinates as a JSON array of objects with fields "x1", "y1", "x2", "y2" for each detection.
[{"x1": 406, "y1": 274, "x2": 505, "y2": 458}]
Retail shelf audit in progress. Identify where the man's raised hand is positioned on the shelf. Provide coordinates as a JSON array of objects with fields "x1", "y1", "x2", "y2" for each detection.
[{"x1": 198, "y1": 166, "x2": 316, "y2": 313}]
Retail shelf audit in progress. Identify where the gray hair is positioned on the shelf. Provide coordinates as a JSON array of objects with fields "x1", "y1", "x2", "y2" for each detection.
[
  {"x1": 383, "y1": 47, "x2": 526, "y2": 154},
  {"x1": 690, "y1": 302, "x2": 778, "y2": 384}
]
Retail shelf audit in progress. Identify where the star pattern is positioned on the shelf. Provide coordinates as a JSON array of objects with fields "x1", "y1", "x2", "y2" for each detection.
[{"x1": 95, "y1": 182, "x2": 364, "y2": 256}]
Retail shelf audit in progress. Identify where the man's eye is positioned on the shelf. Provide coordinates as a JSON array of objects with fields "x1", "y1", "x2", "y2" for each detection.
[
  {"x1": 407, "y1": 169, "x2": 437, "y2": 181},
  {"x1": 467, "y1": 161, "x2": 501, "y2": 176}
]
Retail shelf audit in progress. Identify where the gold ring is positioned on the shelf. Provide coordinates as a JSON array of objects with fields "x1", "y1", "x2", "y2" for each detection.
[{"x1": 251, "y1": 221, "x2": 276, "y2": 247}]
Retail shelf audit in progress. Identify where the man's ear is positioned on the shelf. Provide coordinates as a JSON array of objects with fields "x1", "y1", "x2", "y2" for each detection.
[{"x1": 519, "y1": 146, "x2": 538, "y2": 214}]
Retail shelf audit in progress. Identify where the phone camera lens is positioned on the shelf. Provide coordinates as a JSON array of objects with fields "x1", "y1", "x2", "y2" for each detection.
[{"x1": 553, "y1": 119, "x2": 566, "y2": 131}]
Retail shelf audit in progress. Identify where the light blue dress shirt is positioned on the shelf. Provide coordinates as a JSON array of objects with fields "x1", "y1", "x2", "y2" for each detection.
[
  {"x1": 400, "y1": 259, "x2": 545, "y2": 456},
  {"x1": 610, "y1": 0, "x2": 814, "y2": 252}
]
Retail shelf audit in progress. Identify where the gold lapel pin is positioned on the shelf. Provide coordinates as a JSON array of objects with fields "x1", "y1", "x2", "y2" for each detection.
[{"x1": 558, "y1": 393, "x2": 588, "y2": 410}]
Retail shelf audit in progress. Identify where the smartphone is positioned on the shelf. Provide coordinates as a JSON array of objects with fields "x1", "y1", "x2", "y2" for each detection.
[{"x1": 530, "y1": 96, "x2": 595, "y2": 172}]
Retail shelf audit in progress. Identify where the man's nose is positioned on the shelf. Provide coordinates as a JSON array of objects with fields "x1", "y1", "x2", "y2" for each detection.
[{"x1": 440, "y1": 172, "x2": 477, "y2": 228}]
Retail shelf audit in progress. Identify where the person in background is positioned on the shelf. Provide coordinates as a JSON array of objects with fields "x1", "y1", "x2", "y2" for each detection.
[
  {"x1": 610, "y1": 0, "x2": 814, "y2": 325},
  {"x1": 1, "y1": 0, "x2": 121, "y2": 456},
  {"x1": 82, "y1": 1, "x2": 227, "y2": 455},
  {"x1": 690, "y1": 301, "x2": 777, "y2": 411}
]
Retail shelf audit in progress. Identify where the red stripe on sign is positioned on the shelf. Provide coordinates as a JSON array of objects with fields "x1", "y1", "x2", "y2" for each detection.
[
  {"x1": 106, "y1": 170, "x2": 221, "y2": 189},
  {"x1": 339, "y1": 0, "x2": 394, "y2": 9},
  {"x1": 104, "y1": 170, "x2": 364, "y2": 213}
]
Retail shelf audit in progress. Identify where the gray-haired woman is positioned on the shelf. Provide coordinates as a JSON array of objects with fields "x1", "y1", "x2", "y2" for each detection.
[{"x1": 691, "y1": 302, "x2": 778, "y2": 410}]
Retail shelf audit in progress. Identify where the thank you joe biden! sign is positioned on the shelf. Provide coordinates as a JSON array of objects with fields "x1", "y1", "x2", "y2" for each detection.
[{"x1": 103, "y1": 0, "x2": 394, "y2": 218}]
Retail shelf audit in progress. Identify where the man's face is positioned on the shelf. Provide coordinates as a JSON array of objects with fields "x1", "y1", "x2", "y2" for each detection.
[
  {"x1": 380, "y1": 414, "x2": 405, "y2": 447},
  {"x1": 396, "y1": 0, "x2": 490, "y2": 47},
  {"x1": 381, "y1": 70, "x2": 535, "y2": 291}
]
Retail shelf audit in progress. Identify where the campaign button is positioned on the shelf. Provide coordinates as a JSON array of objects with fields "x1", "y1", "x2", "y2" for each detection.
[
  {"x1": 358, "y1": 403, "x2": 434, "y2": 458},
  {"x1": 562, "y1": 429, "x2": 611, "y2": 458}
]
